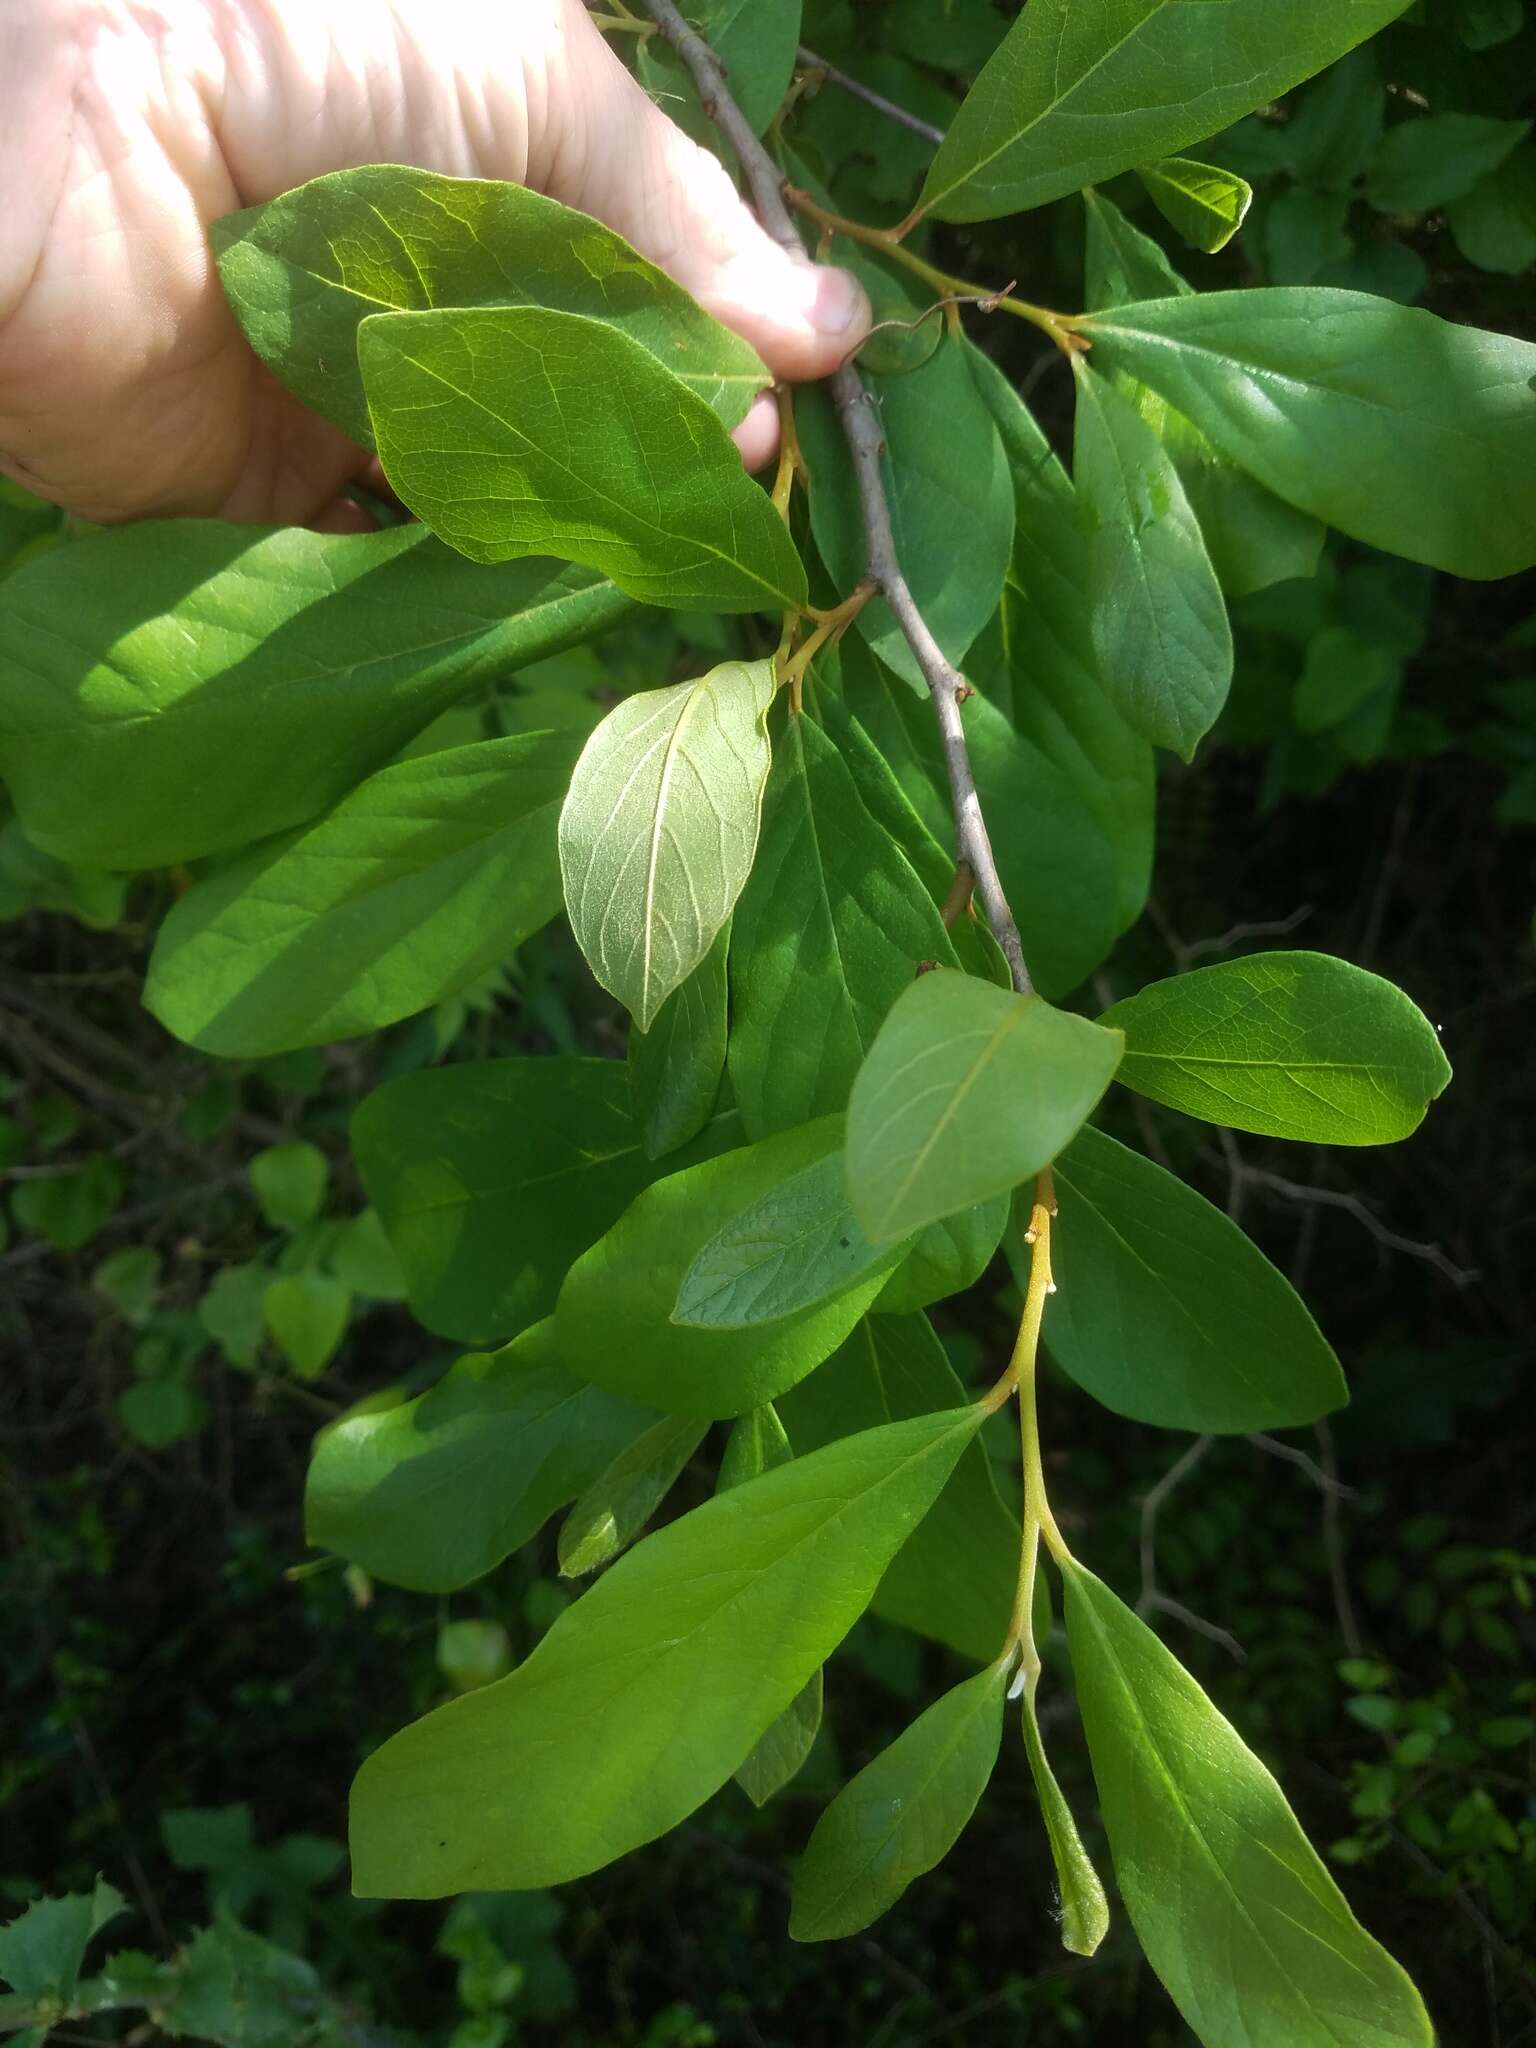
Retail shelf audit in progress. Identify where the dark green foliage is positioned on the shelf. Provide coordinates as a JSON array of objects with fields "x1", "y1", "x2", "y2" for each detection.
[{"x1": 5, "y1": 3, "x2": 1534, "y2": 2042}]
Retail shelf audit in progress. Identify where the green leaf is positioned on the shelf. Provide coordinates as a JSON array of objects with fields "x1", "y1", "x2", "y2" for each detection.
[
  {"x1": 846, "y1": 971, "x2": 1123, "y2": 1242},
  {"x1": 1077, "y1": 290, "x2": 1536, "y2": 580},
  {"x1": 876, "y1": 1198, "x2": 1008, "y2": 1314},
  {"x1": 1083, "y1": 188, "x2": 1191, "y2": 308},
  {"x1": 304, "y1": 1320, "x2": 656, "y2": 1592},
  {"x1": 359, "y1": 308, "x2": 806, "y2": 611},
  {"x1": 1101, "y1": 951, "x2": 1453, "y2": 1143},
  {"x1": 1137, "y1": 157, "x2": 1253, "y2": 252},
  {"x1": 920, "y1": 0, "x2": 1408, "y2": 221},
  {"x1": 727, "y1": 712, "x2": 959, "y2": 1138},
  {"x1": 327, "y1": 1209, "x2": 408, "y2": 1303},
  {"x1": 1167, "y1": 423, "x2": 1329, "y2": 602},
  {"x1": 11, "y1": 1154, "x2": 125, "y2": 1252},
  {"x1": 557, "y1": 1116, "x2": 894, "y2": 1417},
  {"x1": 628, "y1": 922, "x2": 730, "y2": 1161},
  {"x1": 0, "y1": 522, "x2": 628, "y2": 869},
  {"x1": 1077, "y1": 197, "x2": 1324, "y2": 601},
  {"x1": 718, "y1": 1403, "x2": 794, "y2": 1493},
  {"x1": 249, "y1": 1142, "x2": 328, "y2": 1230},
  {"x1": 675, "y1": 1149, "x2": 903, "y2": 1328},
  {"x1": 1072, "y1": 358, "x2": 1232, "y2": 761},
  {"x1": 790, "y1": 1661, "x2": 1006, "y2": 1940},
  {"x1": 0, "y1": 477, "x2": 58, "y2": 580},
  {"x1": 349, "y1": 1406, "x2": 983, "y2": 1895},
  {"x1": 118, "y1": 1377, "x2": 207, "y2": 1449},
  {"x1": 146, "y1": 733, "x2": 578, "y2": 1056},
  {"x1": 1281, "y1": 49, "x2": 1386, "y2": 190},
  {"x1": 1293, "y1": 628, "x2": 1399, "y2": 734},
  {"x1": 736, "y1": 1672, "x2": 823, "y2": 1808},
  {"x1": 263, "y1": 1272, "x2": 350, "y2": 1379},
  {"x1": 1454, "y1": 0, "x2": 1523, "y2": 47},
  {"x1": 213, "y1": 164, "x2": 768, "y2": 444},
  {"x1": 0, "y1": 1879, "x2": 127, "y2": 2000},
  {"x1": 1061, "y1": 1558, "x2": 1434, "y2": 2047},
  {"x1": 352, "y1": 1057, "x2": 738, "y2": 1344},
  {"x1": 779, "y1": 1314, "x2": 1018, "y2": 1664},
  {"x1": 559, "y1": 661, "x2": 775, "y2": 1029},
  {"x1": 1367, "y1": 112, "x2": 1531, "y2": 215},
  {"x1": 199, "y1": 1263, "x2": 269, "y2": 1368},
  {"x1": 832, "y1": 646, "x2": 1124, "y2": 1000},
  {"x1": 558, "y1": 1415, "x2": 709, "y2": 1577},
  {"x1": 967, "y1": 344, "x2": 1156, "y2": 929},
  {"x1": 437, "y1": 1619, "x2": 514, "y2": 1693},
  {"x1": 1045, "y1": 1127, "x2": 1347, "y2": 1433},
  {"x1": 92, "y1": 1245, "x2": 161, "y2": 1324},
  {"x1": 155, "y1": 1917, "x2": 324, "y2": 2048},
  {"x1": 1447, "y1": 144, "x2": 1536, "y2": 275},
  {"x1": 1020, "y1": 1687, "x2": 1110, "y2": 1956},
  {"x1": 1263, "y1": 188, "x2": 1354, "y2": 287},
  {"x1": 636, "y1": 0, "x2": 802, "y2": 137},
  {"x1": 799, "y1": 339, "x2": 1013, "y2": 689}
]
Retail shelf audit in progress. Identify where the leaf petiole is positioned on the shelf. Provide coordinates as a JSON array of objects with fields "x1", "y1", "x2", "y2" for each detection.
[{"x1": 783, "y1": 186, "x2": 1080, "y2": 354}]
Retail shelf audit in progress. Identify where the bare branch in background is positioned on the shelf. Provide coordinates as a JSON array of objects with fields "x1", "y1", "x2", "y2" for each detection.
[{"x1": 795, "y1": 46, "x2": 948, "y2": 146}]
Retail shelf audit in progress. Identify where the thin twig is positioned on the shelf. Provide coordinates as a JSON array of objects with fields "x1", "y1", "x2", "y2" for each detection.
[
  {"x1": 640, "y1": 0, "x2": 1035, "y2": 996},
  {"x1": 1143, "y1": 1590, "x2": 1247, "y2": 1663},
  {"x1": 1214, "y1": 1128, "x2": 1477, "y2": 1288},
  {"x1": 1315, "y1": 1417, "x2": 1363, "y2": 1657},
  {"x1": 1247, "y1": 1431, "x2": 1358, "y2": 1499},
  {"x1": 844, "y1": 285, "x2": 1016, "y2": 369},
  {"x1": 795, "y1": 46, "x2": 948, "y2": 146},
  {"x1": 1145, "y1": 898, "x2": 1315, "y2": 972},
  {"x1": 1137, "y1": 1435, "x2": 1246, "y2": 1659}
]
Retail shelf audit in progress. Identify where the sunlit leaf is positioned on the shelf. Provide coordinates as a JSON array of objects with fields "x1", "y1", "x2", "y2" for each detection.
[
  {"x1": 846, "y1": 971, "x2": 1123, "y2": 1242},
  {"x1": 0, "y1": 524, "x2": 627, "y2": 869},
  {"x1": 360, "y1": 307, "x2": 806, "y2": 609},
  {"x1": 147, "y1": 733, "x2": 579, "y2": 1055},
  {"x1": 558, "y1": 1414, "x2": 709, "y2": 1577},
  {"x1": 1137, "y1": 157, "x2": 1253, "y2": 253},
  {"x1": 350, "y1": 1407, "x2": 983, "y2": 1895},
  {"x1": 558, "y1": 1116, "x2": 895, "y2": 1416},
  {"x1": 1078, "y1": 290, "x2": 1536, "y2": 579},
  {"x1": 215, "y1": 163, "x2": 769, "y2": 443},
  {"x1": 1101, "y1": 952, "x2": 1453, "y2": 1143},
  {"x1": 790, "y1": 1662, "x2": 1006, "y2": 1939},
  {"x1": 560, "y1": 661, "x2": 775, "y2": 1029},
  {"x1": 920, "y1": 0, "x2": 1409, "y2": 221},
  {"x1": 1063, "y1": 1559, "x2": 1434, "y2": 2047}
]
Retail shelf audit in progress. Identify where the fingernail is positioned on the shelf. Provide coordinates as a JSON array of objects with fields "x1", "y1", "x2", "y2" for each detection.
[{"x1": 808, "y1": 265, "x2": 870, "y2": 338}]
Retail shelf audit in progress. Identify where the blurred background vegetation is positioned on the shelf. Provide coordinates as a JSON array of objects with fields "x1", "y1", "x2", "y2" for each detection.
[{"x1": 2, "y1": 1, "x2": 1533, "y2": 2042}]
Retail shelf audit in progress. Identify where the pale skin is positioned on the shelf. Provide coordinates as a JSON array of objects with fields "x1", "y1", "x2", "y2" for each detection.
[{"x1": 0, "y1": 0, "x2": 871, "y2": 528}]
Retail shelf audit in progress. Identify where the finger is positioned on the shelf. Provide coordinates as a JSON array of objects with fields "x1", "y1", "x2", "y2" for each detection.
[
  {"x1": 312, "y1": 492, "x2": 378, "y2": 534},
  {"x1": 731, "y1": 391, "x2": 780, "y2": 474},
  {"x1": 528, "y1": 4, "x2": 870, "y2": 383}
]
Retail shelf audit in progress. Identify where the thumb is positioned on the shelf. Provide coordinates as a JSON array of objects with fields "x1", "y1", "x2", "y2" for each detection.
[{"x1": 530, "y1": 5, "x2": 870, "y2": 384}]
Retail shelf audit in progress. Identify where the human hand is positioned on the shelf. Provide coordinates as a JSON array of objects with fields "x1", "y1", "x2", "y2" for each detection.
[{"x1": 0, "y1": 0, "x2": 869, "y2": 527}]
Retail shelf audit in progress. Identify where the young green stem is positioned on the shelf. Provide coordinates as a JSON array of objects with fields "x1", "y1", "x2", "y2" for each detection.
[
  {"x1": 783, "y1": 187, "x2": 1082, "y2": 356},
  {"x1": 983, "y1": 1173, "x2": 1071, "y2": 1678}
]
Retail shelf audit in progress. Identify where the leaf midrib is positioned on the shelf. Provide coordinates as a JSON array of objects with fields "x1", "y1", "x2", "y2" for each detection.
[
  {"x1": 1069, "y1": 1573, "x2": 1385, "y2": 2048},
  {"x1": 875, "y1": 1008, "x2": 1020, "y2": 1236},
  {"x1": 375, "y1": 326, "x2": 796, "y2": 608},
  {"x1": 928, "y1": 0, "x2": 1175, "y2": 208}
]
